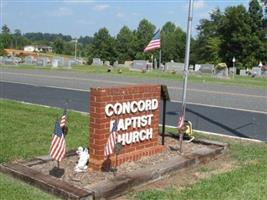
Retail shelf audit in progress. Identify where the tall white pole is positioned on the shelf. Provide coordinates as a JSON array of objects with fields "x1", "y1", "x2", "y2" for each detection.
[
  {"x1": 74, "y1": 39, "x2": 77, "y2": 60},
  {"x1": 181, "y1": 0, "x2": 194, "y2": 118},
  {"x1": 159, "y1": 49, "x2": 161, "y2": 69},
  {"x1": 179, "y1": 0, "x2": 194, "y2": 153}
]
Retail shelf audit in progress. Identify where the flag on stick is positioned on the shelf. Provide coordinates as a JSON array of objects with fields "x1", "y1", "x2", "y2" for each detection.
[
  {"x1": 144, "y1": 29, "x2": 161, "y2": 52},
  {"x1": 104, "y1": 121, "x2": 118, "y2": 157},
  {"x1": 49, "y1": 121, "x2": 66, "y2": 161},
  {"x1": 177, "y1": 110, "x2": 185, "y2": 129},
  {"x1": 60, "y1": 107, "x2": 67, "y2": 128}
]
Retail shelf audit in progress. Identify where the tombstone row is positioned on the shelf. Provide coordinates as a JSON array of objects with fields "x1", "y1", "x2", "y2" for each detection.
[{"x1": 0, "y1": 56, "x2": 81, "y2": 69}]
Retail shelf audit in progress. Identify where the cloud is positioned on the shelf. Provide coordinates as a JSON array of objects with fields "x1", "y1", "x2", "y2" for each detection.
[
  {"x1": 116, "y1": 12, "x2": 124, "y2": 18},
  {"x1": 93, "y1": 4, "x2": 110, "y2": 11},
  {"x1": 194, "y1": 0, "x2": 206, "y2": 10},
  {"x1": 131, "y1": 12, "x2": 140, "y2": 16},
  {"x1": 77, "y1": 19, "x2": 95, "y2": 25},
  {"x1": 49, "y1": 7, "x2": 73, "y2": 17},
  {"x1": 63, "y1": 0, "x2": 95, "y2": 4}
]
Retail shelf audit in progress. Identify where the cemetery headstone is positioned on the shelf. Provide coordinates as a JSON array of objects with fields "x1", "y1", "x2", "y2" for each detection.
[
  {"x1": 113, "y1": 60, "x2": 119, "y2": 67},
  {"x1": 104, "y1": 61, "x2": 110, "y2": 66},
  {"x1": 199, "y1": 64, "x2": 214, "y2": 74},
  {"x1": 53, "y1": 57, "x2": 64, "y2": 66},
  {"x1": 25, "y1": 56, "x2": 34, "y2": 65},
  {"x1": 251, "y1": 67, "x2": 261, "y2": 77},
  {"x1": 229, "y1": 67, "x2": 236, "y2": 76},
  {"x1": 36, "y1": 57, "x2": 48, "y2": 67},
  {"x1": 131, "y1": 60, "x2": 148, "y2": 71},
  {"x1": 194, "y1": 64, "x2": 201, "y2": 72},
  {"x1": 214, "y1": 63, "x2": 228, "y2": 78},
  {"x1": 239, "y1": 70, "x2": 248, "y2": 76},
  {"x1": 165, "y1": 62, "x2": 184, "y2": 72},
  {"x1": 92, "y1": 58, "x2": 103, "y2": 66},
  {"x1": 52, "y1": 59, "x2": 59, "y2": 68},
  {"x1": 3, "y1": 56, "x2": 16, "y2": 65},
  {"x1": 124, "y1": 61, "x2": 133, "y2": 68}
]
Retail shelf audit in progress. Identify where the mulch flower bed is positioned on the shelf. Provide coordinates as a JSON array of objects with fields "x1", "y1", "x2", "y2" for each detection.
[{"x1": 30, "y1": 136, "x2": 217, "y2": 189}]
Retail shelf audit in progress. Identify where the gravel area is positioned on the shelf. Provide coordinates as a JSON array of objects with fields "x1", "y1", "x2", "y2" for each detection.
[{"x1": 30, "y1": 136, "x2": 217, "y2": 189}]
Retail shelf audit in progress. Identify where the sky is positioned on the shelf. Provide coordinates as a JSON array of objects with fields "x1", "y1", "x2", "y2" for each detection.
[{"x1": 1, "y1": 0, "x2": 250, "y2": 38}]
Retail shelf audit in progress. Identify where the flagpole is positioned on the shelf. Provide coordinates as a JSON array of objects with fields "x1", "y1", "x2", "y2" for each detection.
[
  {"x1": 159, "y1": 49, "x2": 161, "y2": 69},
  {"x1": 179, "y1": 0, "x2": 194, "y2": 152}
]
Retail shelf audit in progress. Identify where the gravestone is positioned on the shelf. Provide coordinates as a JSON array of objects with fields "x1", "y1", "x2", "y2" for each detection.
[
  {"x1": 52, "y1": 59, "x2": 59, "y2": 68},
  {"x1": 113, "y1": 60, "x2": 119, "y2": 67},
  {"x1": 3, "y1": 56, "x2": 16, "y2": 65},
  {"x1": 104, "y1": 61, "x2": 110, "y2": 66},
  {"x1": 64, "y1": 59, "x2": 76, "y2": 69},
  {"x1": 214, "y1": 63, "x2": 228, "y2": 78},
  {"x1": 229, "y1": 67, "x2": 236, "y2": 76},
  {"x1": 92, "y1": 58, "x2": 103, "y2": 66},
  {"x1": 214, "y1": 68, "x2": 228, "y2": 77},
  {"x1": 251, "y1": 67, "x2": 261, "y2": 77},
  {"x1": 154, "y1": 58, "x2": 157, "y2": 69},
  {"x1": 165, "y1": 62, "x2": 184, "y2": 72},
  {"x1": 199, "y1": 64, "x2": 214, "y2": 74},
  {"x1": 194, "y1": 64, "x2": 201, "y2": 72},
  {"x1": 36, "y1": 57, "x2": 48, "y2": 67},
  {"x1": 240, "y1": 70, "x2": 248, "y2": 76},
  {"x1": 124, "y1": 61, "x2": 133, "y2": 68},
  {"x1": 53, "y1": 57, "x2": 64, "y2": 66},
  {"x1": 25, "y1": 56, "x2": 34, "y2": 65},
  {"x1": 131, "y1": 60, "x2": 148, "y2": 71}
]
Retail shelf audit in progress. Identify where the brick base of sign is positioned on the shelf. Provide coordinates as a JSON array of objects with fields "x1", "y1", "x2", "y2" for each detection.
[
  {"x1": 89, "y1": 84, "x2": 163, "y2": 171},
  {"x1": 89, "y1": 145, "x2": 164, "y2": 171}
]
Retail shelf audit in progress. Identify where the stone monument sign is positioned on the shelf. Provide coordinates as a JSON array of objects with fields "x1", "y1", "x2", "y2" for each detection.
[{"x1": 89, "y1": 85, "x2": 164, "y2": 170}]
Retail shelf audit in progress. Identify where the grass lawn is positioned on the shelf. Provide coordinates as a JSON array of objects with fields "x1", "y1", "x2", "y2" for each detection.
[
  {"x1": 0, "y1": 99, "x2": 266, "y2": 200},
  {"x1": 133, "y1": 133, "x2": 267, "y2": 200},
  {"x1": 1, "y1": 64, "x2": 266, "y2": 89}
]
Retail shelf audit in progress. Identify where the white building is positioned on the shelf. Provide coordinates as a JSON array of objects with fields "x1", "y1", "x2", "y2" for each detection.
[
  {"x1": 23, "y1": 45, "x2": 53, "y2": 53},
  {"x1": 24, "y1": 45, "x2": 35, "y2": 52}
]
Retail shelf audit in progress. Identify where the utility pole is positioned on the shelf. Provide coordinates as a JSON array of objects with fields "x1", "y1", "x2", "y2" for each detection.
[
  {"x1": 74, "y1": 39, "x2": 77, "y2": 60},
  {"x1": 179, "y1": 0, "x2": 194, "y2": 152}
]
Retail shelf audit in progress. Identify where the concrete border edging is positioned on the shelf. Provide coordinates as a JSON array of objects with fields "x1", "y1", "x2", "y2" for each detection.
[{"x1": 0, "y1": 139, "x2": 227, "y2": 200}]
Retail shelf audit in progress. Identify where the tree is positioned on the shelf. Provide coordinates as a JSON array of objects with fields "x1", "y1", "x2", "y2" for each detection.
[
  {"x1": 195, "y1": 8, "x2": 223, "y2": 64},
  {"x1": 116, "y1": 26, "x2": 135, "y2": 63},
  {"x1": 219, "y1": 5, "x2": 261, "y2": 68},
  {"x1": 90, "y1": 27, "x2": 116, "y2": 63},
  {"x1": 53, "y1": 38, "x2": 64, "y2": 54},
  {"x1": 135, "y1": 19, "x2": 156, "y2": 59},
  {"x1": 2, "y1": 25, "x2": 10, "y2": 34},
  {"x1": 249, "y1": 0, "x2": 264, "y2": 34},
  {"x1": 161, "y1": 22, "x2": 186, "y2": 63},
  {"x1": 13, "y1": 29, "x2": 22, "y2": 49}
]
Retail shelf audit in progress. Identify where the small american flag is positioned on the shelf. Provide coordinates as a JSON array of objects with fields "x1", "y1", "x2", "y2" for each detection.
[
  {"x1": 104, "y1": 121, "x2": 118, "y2": 157},
  {"x1": 177, "y1": 112, "x2": 185, "y2": 129},
  {"x1": 144, "y1": 29, "x2": 161, "y2": 52},
  {"x1": 49, "y1": 121, "x2": 66, "y2": 161},
  {"x1": 60, "y1": 108, "x2": 67, "y2": 128}
]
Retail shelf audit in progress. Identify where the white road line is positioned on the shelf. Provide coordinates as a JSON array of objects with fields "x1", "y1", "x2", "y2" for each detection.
[
  {"x1": 162, "y1": 124, "x2": 264, "y2": 143},
  {"x1": 2, "y1": 98, "x2": 265, "y2": 143},
  {"x1": 0, "y1": 71, "x2": 136, "y2": 86},
  {"x1": 8, "y1": 100, "x2": 88, "y2": 115},
  {"x1": 168, "y1": 86, "x2": 267, "y2": 99},
  {"x1": 1, "y1": 80, "x2": 266, "y2": 114},
  {"x1": 1, "y1": 71, "x2": 266, "y2": 99},
  {"x1": 170, "y1": 99, "x2": 267, "y2": 114}
]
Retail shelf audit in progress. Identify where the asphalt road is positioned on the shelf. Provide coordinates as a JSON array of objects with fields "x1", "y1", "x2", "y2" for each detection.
[
  {"x1": 1, "y1": 68, "x2": 267, "y2": 112},
  {"x1": 1, "y1": 81, "x2": 266, "y2": 141}
]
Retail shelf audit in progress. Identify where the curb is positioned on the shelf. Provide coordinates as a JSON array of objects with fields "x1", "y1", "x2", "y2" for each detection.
[{"x1": 0, "y1": 139, "x2": 227, "y2": 200}]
